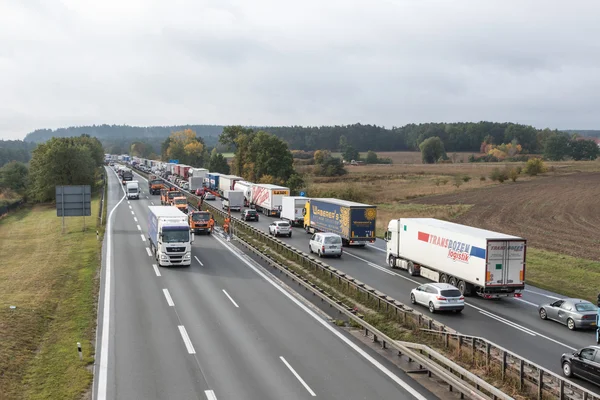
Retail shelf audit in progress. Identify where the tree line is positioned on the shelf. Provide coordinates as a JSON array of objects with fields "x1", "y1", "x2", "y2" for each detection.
[
  {"x1": 0, "y1": 135, "x2": 105, "y2": 204},
  {"x1": 0, "y1": 140, "x2": 37, "y2": 168}
]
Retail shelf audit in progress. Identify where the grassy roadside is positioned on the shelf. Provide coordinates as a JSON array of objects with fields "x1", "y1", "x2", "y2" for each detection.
[{"x1": 0, "y1": 195, "x2": 103, "y2": 400}]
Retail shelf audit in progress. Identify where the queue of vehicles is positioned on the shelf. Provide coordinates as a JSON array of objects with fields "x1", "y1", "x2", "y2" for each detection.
[{"x1": 115, "y1": 155, "x2": 600, "y2": 387}]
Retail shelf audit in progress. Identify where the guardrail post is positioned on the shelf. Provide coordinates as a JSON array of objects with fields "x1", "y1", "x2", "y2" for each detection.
[
  {"x1": 519, "y1": 359, "x2": 524, "y2": 390},
  {"x1": 458, "y1": 336, "x2": 462, "y2": 357},
  {"x1": 558, "y1": 379, "x2": 564, "y2": 400},
  {"x1": 444, "y1": 332, "x2": 449, "y2": 348},
  {"x1": 471, "y1": 338, "x2": 476, "y2": 364},
  {"x1": 501, "y1": 351, "x2": 507, "y2": 380},
  {"x1": 486, "y1": 343, "x2": 491, "y2": 370},
  {"x1": 537, "y1": 370, "x2": 543, "y2": 399}
]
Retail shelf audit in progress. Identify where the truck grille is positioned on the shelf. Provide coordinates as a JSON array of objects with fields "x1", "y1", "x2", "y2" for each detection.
[{"x1": 167, "y1": 247, "x2": 185, "y2": 253}]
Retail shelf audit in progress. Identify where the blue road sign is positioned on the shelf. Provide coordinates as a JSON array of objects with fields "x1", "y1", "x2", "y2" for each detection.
[
  {"x1": 169, "y1": 159, "x2": 179, "y2": 164},
  {"x1": 300, "y1": 191, "x2": 306, "y2": 197}
]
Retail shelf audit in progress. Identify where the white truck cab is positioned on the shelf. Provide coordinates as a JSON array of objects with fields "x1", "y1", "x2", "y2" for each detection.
[{"x1": 126, "y1": 181, "x2": 140, "y2": 200}]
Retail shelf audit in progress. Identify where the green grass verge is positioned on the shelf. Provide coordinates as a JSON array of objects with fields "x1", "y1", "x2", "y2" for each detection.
[
  {"x1": 0, "y1": 196, "x2": 102, "y2": 399},
  {"x1": 526, "y1": 248, "x2": 600, "y2": 303}
]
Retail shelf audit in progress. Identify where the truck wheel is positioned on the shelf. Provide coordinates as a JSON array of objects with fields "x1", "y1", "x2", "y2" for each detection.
[
  {"x1": 440, "y1": 274, "x2": 448, "y2": 283},
  {"x1": 388, "y1": 255, "x2": 396, "y2": 268},
  {"x1": 407, "y1": 261, "x2": 418, "y2": 276},
  {"x1": 449, "y1": 276, "x2": 458, "y2": 287},
  {"x1": 457, "y1": 280, "x2": 472, "y2": 296}
]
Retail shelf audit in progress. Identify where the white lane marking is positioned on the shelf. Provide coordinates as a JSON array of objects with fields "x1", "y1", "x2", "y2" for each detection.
[
  {"x1": 514, "y1": 298, "x2": 538, "y2": 307},
  {"x1": 368, "y1": 244, "x2": 385, "y2": 252},
  {"x1": 150, "y1": 201, "x2": 154, "y2": 205},
  {"x1": 141, "y1": 234, "x2": 146, "y2": 242},
  {"x1": 345, "y1": 252, "x2": 414, "y2": 280},
  {"x1": 205, "y1": 390, "x2": 217, "y2": 400},
  {"x1": 212, "y1": 235, "x2": 428, "y2": 400},
  {"x1": 137, "y1": 224, "x2": 141, "y2": 231},
  {"x1": 152, "y1": 264, "x2": 161, "y2": 276},
  {"x1": 163, "y1": 289, "x2": 175, "y2": 306},
  {"x1": 131, "y1": 210, "x2": 134, "y2": 215},
  {"x1": 178, "y1": 325, "x2": 196, "y2": 354},
  {"x1": 146, "y1": 195, "x2": 149, "y2": 199},
  {"x1": 97, "y1": 168, "x2": 127, "y2": 400},
  {"x1": 129, "y1": 205, "x2": 132, "y2": 209},
  {"x1": 524, "y1": 289, "x2": 561, "y2": 300},
  {"x1": 145, "y1": 247, "x2": 152, "y2": 257},
  {"x1": 134, "y1": 217, "x2": 138, "y2": 222},
  {"x1": 194, "y1": 256, "x2": 204, "y2": 266},
  {"x1": 466, "y1": 302, "x2": 576, "y2": 350},
  {"x1": 127, "y1": 201, "x2": 130, "y2": 205},
  {"x1": 341, "y1": 250, "x2": 580, "y2": 351},
  {"x1": 222, "y1": 289, "x2": 239, "y2": 308},
  {"x1": 280, "y1": 356, "x2": 316, "y2": 397}
]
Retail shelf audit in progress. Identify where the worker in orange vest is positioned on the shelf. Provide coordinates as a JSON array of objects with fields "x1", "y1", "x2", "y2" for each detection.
[
  {"x1": 208, "y1": 215, "x2": 215, "y2": 232},
  {"x1": 223, "y1": 216, "x2": 231, "y2": 235}
]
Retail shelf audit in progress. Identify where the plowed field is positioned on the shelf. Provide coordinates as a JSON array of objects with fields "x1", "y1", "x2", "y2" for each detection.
[{"x1": 411, "y1": 172, "x2": 600, "y2": 261}]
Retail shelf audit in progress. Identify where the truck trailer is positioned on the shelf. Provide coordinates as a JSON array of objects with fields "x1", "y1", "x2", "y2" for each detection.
[
  {"x1": 222, "y1": 190, "x2": 244, "y2": 212},
  {"x1": 303, "y1": 198, "x2": 377, "y2": 246},
  {"x1": 219, "y1": 175, "x2": 243, "y2": 194},
  {"x1": 233, "y1": 180, "x2": 253, "y2": 207},
  {"x1": 188, "y1": 176, "x2": 205, "y2": 193},
  {"x1": 250, "y1": 184, "x2": 290, "y2": 216},
  {"x1": 208, "y1": 173, "x2": 222, "y2": 191},
  {"x1": 384, "y1": 218, "x2": 526, "y2": 298},
  {"x1": 281, "y1": 196, "x2": 309, "y2": 226},
  {"x1": 147, "y1": 206, "x2": 193, "y2": 267}
]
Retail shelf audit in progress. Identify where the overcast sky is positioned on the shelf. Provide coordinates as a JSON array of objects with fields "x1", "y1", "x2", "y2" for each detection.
[{"x1": 1, "y1": 0, "x2": 600, "y2": 140}]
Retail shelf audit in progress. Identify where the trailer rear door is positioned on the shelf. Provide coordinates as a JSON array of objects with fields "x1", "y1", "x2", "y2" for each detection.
[{"x1": 486, "y1": 240, "x2": 526, "y2": 286}]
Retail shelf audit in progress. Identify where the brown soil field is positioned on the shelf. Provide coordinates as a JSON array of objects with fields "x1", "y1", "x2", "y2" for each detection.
[{"x1": 410, "y1": 172, "x2": 600, "y2": 261}]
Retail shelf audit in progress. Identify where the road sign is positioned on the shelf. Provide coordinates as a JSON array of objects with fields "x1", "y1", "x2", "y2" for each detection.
[
  {"x1": 300, "y1": 191, "x2": 306, "y2": 197},
  {"x1": 56, "y1": 185, "x2": 91, "y2": 217},
  {"x1": 169, "y1": 159, "x2": 179, "y2": 164}
]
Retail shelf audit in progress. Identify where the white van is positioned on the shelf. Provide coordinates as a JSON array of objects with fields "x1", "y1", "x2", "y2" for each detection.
[{"x1": 126, "y1": 181, "x2": 140, "y2": 200}]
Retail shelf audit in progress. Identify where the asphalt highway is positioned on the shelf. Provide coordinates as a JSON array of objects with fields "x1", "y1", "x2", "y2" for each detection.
[
  {"x1": 211, "y1": 199, "x2": 600, "y2": 394},
  {"x1": 94, "y1": 169, "x2": 439, "y2": 400}
]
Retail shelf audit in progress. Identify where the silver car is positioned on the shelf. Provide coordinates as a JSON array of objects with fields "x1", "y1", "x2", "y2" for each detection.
[
  {"x1": 309, "y1": 232, "x2": 343, "y2": 258},
  {"x1": 269, "y1": 221, "x2": 292, "y2": 237},
  {"x1": 539, "y1": 298, "x2": 598, "y2": 330},
  {"x1": 410, "y1": 282, "x2": 465, "y2": 313}
]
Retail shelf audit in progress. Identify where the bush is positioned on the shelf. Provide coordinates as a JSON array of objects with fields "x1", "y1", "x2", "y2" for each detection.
[
  {"x1": 462, "y1": 175, "x2": 471, "y2": 183},
  {"x1": 480, "y1": 175, "x2": 486, "y2": 182},
  {"x1": 490, "y1": 167, "x2": 508, "y2": 183},
  {"x1": 453, "y1": 175, "x2": 463, "y2": 188},
  {"x1": 508, "y1": 167, "x2": 520, "y2": 182},
  {"x1": 524, "y1": 158, "x2": 547, "y2": 176}
]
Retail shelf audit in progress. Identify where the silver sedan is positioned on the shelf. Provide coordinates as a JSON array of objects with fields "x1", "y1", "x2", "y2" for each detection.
[{"x1": 538, "y1": 298, "x2": 598, "y2": 330}]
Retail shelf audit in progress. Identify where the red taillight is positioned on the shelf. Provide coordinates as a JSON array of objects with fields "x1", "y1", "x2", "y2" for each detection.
[
  {"x1": 514, "y1": 293, "x2": 522, "y2": 298},
  {"x1": 436, "y1": 296, "x2": 447, "y2": 301},
  {"x1": 484, "y1": 294, "x2": 492, "y2": 299},
  {"x1": 322, "y1": 246, "x2": 325, "y2": 252},
  {"x1": 459, "y1": 296, "x2": 464, "y2": 300}
]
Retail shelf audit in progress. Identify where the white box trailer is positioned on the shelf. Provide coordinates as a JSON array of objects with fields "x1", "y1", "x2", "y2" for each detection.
[
  {"x1": 219, "y1": 175, "x2": 243, "y2": 193},
  {"x1": 222, "y1": 190, "x2": 244, "y2": 211},
  {"x1": 190, "y1": 168, "x2": 208, "y2": 180},
  {"x1": 188, "y1": 176, "x2": 205, "y2": 192},
  {"x1": 281, "y1": 196, "x2": 310, "y2": 226},
  {"x1": 250, "y1": 184, "x2": 290, "y2": 217},
  {"x1": 233, "y1": 180, "x2": 253, "y2": 207},
  {"x1": 384, "y1": 218, "x2": 526, "y2": 298}
]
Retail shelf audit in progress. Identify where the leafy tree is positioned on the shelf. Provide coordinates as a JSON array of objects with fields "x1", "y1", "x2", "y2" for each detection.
[
  {"x1": 570, "y1": 139, "x2": 599, "y2": 161},
  {"x1": 207, "y1": 149, "x2": 230, "y2": 174},
  {"x1": 543, "y1": 133, "x2": 570, "y2": 161},
  {"x1": 247, "y1": 131, "x2": 295, "y2": 183},
  {"x1": 489, "y1": 168, "x2": 508, "y2": 183},
  {"x1": 524, "y1": 158, "x2": 547, "y2": 176},
  {"x1": 314, "y1": 150, "x2": 331, "y2": 164},
  {"x1": 28, "y1": 136, "x2": 100, "y2": 202},
  {"x1": 161, "y1": 129, "x2": 208, "y2": 167},
  {"x1": 342, "y1": 145, "x2": 360, "y2": 162},
  {"x1": 365, "y1": 151, "x2": 378, "y2": 164},
  {"x1": 314, "y1": 156, "x2": 346, "y2": 177},
  {"x1": 419, "y1": 137, "x2": 447, "y2": 164},
  {"x1": 130, "y1": 141, "x2": 155, "y2": 158},
  {"x1": 286, "y1": 173, "x2": 305, "y2": 194},
  {"x1": 0, "y1": 161, "x2": 28, "y2": 193}
]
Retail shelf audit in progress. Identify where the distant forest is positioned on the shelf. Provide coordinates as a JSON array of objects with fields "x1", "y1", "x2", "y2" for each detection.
[
  {"x1": 0, "y1": 140, "x2": 37, "y2": 168},
  {"x1": 10, "y1": 123, "x2": 596, "y2": 163}
]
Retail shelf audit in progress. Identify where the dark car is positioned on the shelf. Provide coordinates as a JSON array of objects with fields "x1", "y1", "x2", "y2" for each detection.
[
  {"x1": 561, "y1": 345, "x2": 600, "y2": 386},
  {"x1": 241, "y1": 209, "x2": 259, "y2": 222}
]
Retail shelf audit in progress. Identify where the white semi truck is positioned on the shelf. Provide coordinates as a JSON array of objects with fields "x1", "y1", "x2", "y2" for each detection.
[
  {"x1": 250, "y1": 184, "x2": 290, "y2": 217},
  {"x1": 384, "y1": 218, "x2": 526, "y2": 298},
  {"x1": 233, "y1": 180, "x2": 253, "y2": 207},
  {"x1": 281, "y1": 196, "x2": 309, "y2": 226},
  {"x1": 222, "y1": 190, "x2": 244, "y2": 212},
  {"x1": 148, "y1": 206, "x2": 193, "y2": 267}
]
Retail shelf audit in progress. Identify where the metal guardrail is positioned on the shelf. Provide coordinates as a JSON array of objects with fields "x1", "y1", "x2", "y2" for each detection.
[{"x1": 131, "y1": 166, "x2": 600, "y2": 400}]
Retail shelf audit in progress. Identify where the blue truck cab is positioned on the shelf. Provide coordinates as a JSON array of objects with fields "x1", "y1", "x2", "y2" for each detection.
[{"x1": 303, "y1": 198, "x2": 377, "y2": 246}]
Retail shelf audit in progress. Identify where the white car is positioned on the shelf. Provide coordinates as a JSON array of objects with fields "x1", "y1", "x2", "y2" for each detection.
[
  {"x1": 410, "y1": 283, "x2": 464, "y2": 313},
  {"x1": 309, "y1": 232, "x2": 343, "y2": 258},
  {"x1": 269, "y1": 221, "x2": 292, "y2": 237}
]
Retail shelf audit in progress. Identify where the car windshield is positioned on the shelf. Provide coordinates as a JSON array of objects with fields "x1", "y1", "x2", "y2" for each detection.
[
  {"x1": 324, "y1": 236, "x2": 342, "y2": 244},
  {"x1": 575, "y1": 303, "x2": 597, "y2": 312},
  {"x1": 192, "y1": 213, "x2": 209, "y2": 221},
  {"x1": 151, "y1": 180, "x2": 162, "y2": 185},
  {"x1": 128, "y1": 188, "x2": 137, "y2": 193},
  {"x1": 440, "y1": 289, "x2": 462, "y2": 298},
  {"x1": 168, "y1": 192, "x2": 181, "y2": 199},
  {"x1": 277, "y1": 222, "x2": 290, "y2": 227},
  {"x1": 162, "y1": 229, "x2": 190, "y2": 243},
  {"x1": 246, "y1": 210, "x2": 257, "y2": 215}
]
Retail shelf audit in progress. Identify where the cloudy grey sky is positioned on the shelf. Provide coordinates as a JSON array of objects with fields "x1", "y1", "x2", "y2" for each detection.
[{"x1": 1, "y1": 0, "x2": 600, "y2": 140}]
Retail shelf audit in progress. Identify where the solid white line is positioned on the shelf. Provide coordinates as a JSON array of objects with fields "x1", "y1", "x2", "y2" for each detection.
[
  {"x1": 524, "y1": 289, "x2": 561, "y2": 300},
  {"x1": 145, "y1": 247, "x2": 152, "y2": 257},
  {"x1": 178, "y1": 325, "x2": 196, "y2": 354},
  {"x1": 514, "y1": 298, "x2": 538, "y2": 307},
  {"x1": 222, "y1": 289, "x2": 239, "y2": 308},
  {"x1": 140, "y1": 234, "x2": 146, "y2": 242},
  {"x1": 204, "y1": 390, "x2": 218, "y2": 400},
  {"x1": 280, "y1": 356, "x2": 316, "y2": 396},
  {"x1": 467, "y1": 302, "x2": 576, "y2": 350},
  {"x1": 163, "y1": 289, "x2": 174, "y2": 306},
  {"x1": 211, "y1": 234, "x2": 428, "y2": 400},
  {"x1": 478, "y1": 310, "x2": 536, "y2": 336},
  {"x1": 133, "y1": 217, "x2": 138, "y2": 222},
  {"x1": 97, "y1": 168, "x2": 127, "y2": 400},
  {"x1": 137, "y1": 224, "x2": 141, "y2": 231},
  {"x1": 152, "y1": 264, "x2": 161, "y2": 276},
  {"x1": 194, "y1": 256, "x2": 204, "y2": 266}
]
